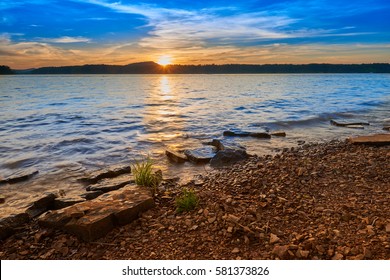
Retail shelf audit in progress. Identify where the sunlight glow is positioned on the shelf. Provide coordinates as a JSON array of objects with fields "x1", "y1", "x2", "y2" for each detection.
[{"x1": 157, "y1": 55, "x2": 173, "y2": 66}]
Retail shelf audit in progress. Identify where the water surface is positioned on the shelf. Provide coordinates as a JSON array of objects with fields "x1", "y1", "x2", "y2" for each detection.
[{"x1": 1, "y1": 74, "x2": 389, "y2": 214}]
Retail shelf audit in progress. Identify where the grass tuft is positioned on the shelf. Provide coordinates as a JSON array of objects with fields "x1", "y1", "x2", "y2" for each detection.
[
  {"x1": 176, "y1": 188, "x2": 199, "y2": 213},
  {"x1": 132, "y1": 157, "x2": 162, "y2": 191}
]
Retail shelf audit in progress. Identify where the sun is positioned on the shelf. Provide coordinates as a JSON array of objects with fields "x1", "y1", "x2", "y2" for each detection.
[{"x1": 157, "y1": 55, "x2": 172, "y2": 66}]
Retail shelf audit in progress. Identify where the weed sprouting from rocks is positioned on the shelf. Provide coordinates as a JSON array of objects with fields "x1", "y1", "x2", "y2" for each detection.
[
  {"x1": 176, "y1": 188, "x2": 198, "y2": 213},
  {"x1": 132, "y1": 157, "x2": 162, "y2": 192}
]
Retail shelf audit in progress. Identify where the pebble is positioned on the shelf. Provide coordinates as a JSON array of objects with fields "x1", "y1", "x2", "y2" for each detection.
[
  {"x1": 1, "y1": 140, "x2": 389, "y2": 260},
  {"x1": 231, "y1": 248, "x2": 240, "y2": 254},
  {"x1": 269, "y1": 233, "x2": 280, "y2": 244}
]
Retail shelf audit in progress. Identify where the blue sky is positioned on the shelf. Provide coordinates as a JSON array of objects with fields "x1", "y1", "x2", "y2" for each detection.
[{"x1": 1, "y1": 0, "x2": 389, "y2": 68}]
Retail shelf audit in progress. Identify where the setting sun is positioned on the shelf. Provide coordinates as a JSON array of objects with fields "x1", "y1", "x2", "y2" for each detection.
[{"x1": 157, "y1": 55, "x2": 173, "y2": 66}]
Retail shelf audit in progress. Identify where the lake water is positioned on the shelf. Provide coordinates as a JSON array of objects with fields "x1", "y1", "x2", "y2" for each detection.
[{"x1": 0, "y1": 74, "x2": 389, "y2": 213}]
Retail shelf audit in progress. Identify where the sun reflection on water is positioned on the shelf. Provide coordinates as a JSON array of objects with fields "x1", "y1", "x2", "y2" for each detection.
[{"x1": 142, "y1": 75, "x2": 185, "y2": 142}]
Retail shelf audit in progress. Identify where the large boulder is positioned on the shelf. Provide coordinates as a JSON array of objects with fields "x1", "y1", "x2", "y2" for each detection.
[
  {"x1": 39, "y1": 185, "x2": 154, "y2": 241},
  {"x1": 210, "y1": 149, "x2": 248, "y2": 167},
  {"x1": 0, "y1": 213, "x2": 30, "y2": 240}
]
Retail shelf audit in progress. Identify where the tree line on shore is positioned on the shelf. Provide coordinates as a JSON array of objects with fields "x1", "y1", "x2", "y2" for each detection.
[
  {"x1": 2, "y1": 62, "x2": 390, "y2": 75},
  {"x1": 0, "y1": 65, "x2": 14, "y2": 75}
]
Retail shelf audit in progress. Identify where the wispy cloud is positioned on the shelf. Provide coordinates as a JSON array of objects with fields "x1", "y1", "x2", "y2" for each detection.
[
  {"x1": 76, "y1": 0, "x2": 194, "y2": 19},
  {"x1": 42, "y1": 36, "x2": 91, "y2": 43},
  {"x1": 79, "y1": 0, "x2": 373, "y2": 52},
  {"x1": 1, "y1": 0, "x2": 389, "y2": 68}
]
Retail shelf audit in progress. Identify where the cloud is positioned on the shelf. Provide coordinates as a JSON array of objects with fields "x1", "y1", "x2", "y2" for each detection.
[
  {"x1": 171, "y1": 43, "x2": 390, "y2": 65},
  {"x1": 139, "y1": 12, "x2": 298, "y2": 49},
  {"x1": 78, "y1": 0, "x2": 374, "y2": 53},
  {"x1": 76, "y1": 0, "x2": 193, "y2": 19},
  {"x1": 42, "y1": 36, "x2": 91, "y2": 43},
  {"x1": 1, "y1": 1, "x2": 388, "y2": 68}
]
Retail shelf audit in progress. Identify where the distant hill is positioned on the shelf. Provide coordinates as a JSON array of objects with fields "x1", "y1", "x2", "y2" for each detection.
[
  {"x1": 18, "y1": 62, "x2": 390, "y2": 74},
  {"x1": 0, "y1": 65, "x2": 14, "y2": 75},
  {"x1": 29, "y1": 61, "x2": 163, "y2": 74}
]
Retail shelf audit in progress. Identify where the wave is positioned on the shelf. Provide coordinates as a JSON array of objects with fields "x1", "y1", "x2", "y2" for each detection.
[{"x1": 250, "y1": 112, "x2": 357, "y2": 128}]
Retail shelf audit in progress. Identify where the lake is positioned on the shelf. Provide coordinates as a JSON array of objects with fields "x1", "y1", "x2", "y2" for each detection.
[{"x1": 0, "y1": 74, "x2": 389, "y2": 213}]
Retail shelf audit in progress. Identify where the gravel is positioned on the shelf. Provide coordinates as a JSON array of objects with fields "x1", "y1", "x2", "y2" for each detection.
[{"x1": 1, "y1": 140, "x2": 389, "y2": 260}]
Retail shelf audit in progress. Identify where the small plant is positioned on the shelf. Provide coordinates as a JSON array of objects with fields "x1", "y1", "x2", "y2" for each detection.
[
  {"x1": 132, "y1": 157, "x2": 162, "y2": 191},
  {"x1": 176, "y1": 188, "x2": 199, "y2": 213}
]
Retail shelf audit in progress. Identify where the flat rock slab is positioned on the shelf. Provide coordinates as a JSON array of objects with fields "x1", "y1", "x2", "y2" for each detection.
[
  {"x1": 80, "y1": 190, "x2": 104, "y2": 201},
  {"x1": 25, "y1": 193, "x2": 56, "y2": 218},
  {"x1": 349, "y1": 134, "x2": 390, "y2": 146},
  {"x1": 184, "y1": 147, "x2": 215, "y2": 164},
  {"x1": 80, "y1": 165, "x2": 131, "y2": 184},
  {"x1": 330, "y1": 120, "x2": 369, "y2": 129},
  {"x1": 270, "y1": 131, "x2": 287, "y2": 137},
  {"x1": 39, "y1": 185, "x2": 154, "y2": 241},
  {"x1": 86, "y1": 176, "x2": 132, "y2": 193},
  {"x1": 53, "y1": 197, "x2": 86, "y2": 210},
  {"x1": 203, "y1": 139, "x2": 246, "y2": 152},
  {"x1": 0, "y1": 169, "x2": 39, "y2": 185},
  {"x1": 223, "y1": 130, "x2": 271, "y2": 139}
]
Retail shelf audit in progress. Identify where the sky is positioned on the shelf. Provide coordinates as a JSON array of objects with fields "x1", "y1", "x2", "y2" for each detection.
[{"x1": 1, "y1": 0, "x2": 389, "y2": 69}]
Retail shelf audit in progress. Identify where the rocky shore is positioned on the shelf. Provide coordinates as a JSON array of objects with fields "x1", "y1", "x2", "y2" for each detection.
[{"x1": 1, "y1": 139, "x2": 389, "y2": 260}]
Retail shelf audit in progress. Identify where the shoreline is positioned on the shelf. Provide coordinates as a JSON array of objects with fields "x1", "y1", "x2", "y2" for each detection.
[{"x1": 1, "y1": 138, "x2": 389, "y2": 260}]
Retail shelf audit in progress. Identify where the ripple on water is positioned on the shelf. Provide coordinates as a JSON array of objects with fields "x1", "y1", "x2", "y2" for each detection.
[{"x1": 0, "y1": 74, "x2": 389, "y2": 216}]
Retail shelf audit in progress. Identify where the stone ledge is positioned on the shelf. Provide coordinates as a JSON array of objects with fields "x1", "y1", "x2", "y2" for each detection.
[
  {"x1": 38, "y1": 185, "x2": 154, "y2": 241},
  {"x1": 349, "y1": 134, "x2": 390, "y2": 146}
]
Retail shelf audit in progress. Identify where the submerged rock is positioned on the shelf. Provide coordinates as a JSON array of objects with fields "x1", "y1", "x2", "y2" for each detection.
[
  {"x1": 39, "y1": 185, "x2": 155, "y2": 241},
  {"x1": 0, "y1": 169, "x2": 39, "y2": 185},
  {"x1": 165, "y1": 150, "x2": 187, "y2": 163},
  {"x1": 86, "y1": 176, "x2": 131, "y2": 193},
  {"x1": 383, "y1": 126, "x2": 390, "y2": 131},
  {"x1": 184, "y1": 147, "x2": 215, "y2": 164},
  {"x1": 330, "y1": 119, "x2": 369, "y2": 129},
  {"x1": 223, "y1": 130, "x2": 250, "y2": 137},
  {"x1": 80, "y1": 165, "x2": 131, "y2": 184},
  {"x1": 223, "y1": 130, "x2": 271, "y2": 139}
]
